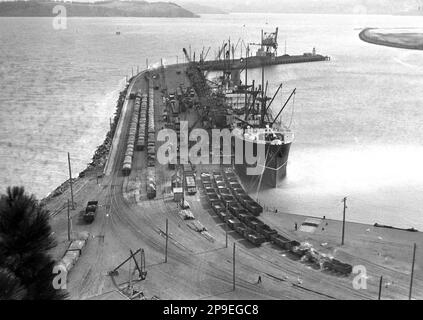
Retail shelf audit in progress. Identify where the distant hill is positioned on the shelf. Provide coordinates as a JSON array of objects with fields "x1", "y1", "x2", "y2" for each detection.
[
  {"x1": 176, "y1": 1, "x2": 227, "y2": 14},
  {"x1": 182, "y1": 0, "x2": 423, "y2": 15},
  {"x1": 0, "y1": 1, "x2": 199, "y2": 17}
]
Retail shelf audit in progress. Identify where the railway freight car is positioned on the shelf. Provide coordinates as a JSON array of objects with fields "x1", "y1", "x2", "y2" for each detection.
[
  {"x1": 122, "y1": 91, "x2": 141, "y2": 175},
  {"x1": 136, "y1": 93, "x2": 148, "y2": 151}
]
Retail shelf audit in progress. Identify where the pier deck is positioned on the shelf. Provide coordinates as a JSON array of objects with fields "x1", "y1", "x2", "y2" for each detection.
[
  {"x1": 200, "y1": 54, "x2": 330, "y2": 71},
  {"x1": 44, "y1": 62, "x2": 422, "y2": 300}
]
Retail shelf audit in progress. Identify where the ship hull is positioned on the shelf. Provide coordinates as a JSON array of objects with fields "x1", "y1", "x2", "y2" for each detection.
[{"x1": 233, "y1": 137, "x2": 291, "y2": 188}]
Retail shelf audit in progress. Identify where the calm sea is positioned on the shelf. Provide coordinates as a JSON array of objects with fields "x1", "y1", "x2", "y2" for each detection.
[{"x1": 1, "y1": 14, "x2": 423, "y2": 228}]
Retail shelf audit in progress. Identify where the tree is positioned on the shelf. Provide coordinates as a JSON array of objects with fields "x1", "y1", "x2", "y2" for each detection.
[
  {"x1": 0, "y1": 268, "x2": 26, "y2": 300},
  {"x1": 0, "y1": 186, "x2": 67, "y2": 300}
]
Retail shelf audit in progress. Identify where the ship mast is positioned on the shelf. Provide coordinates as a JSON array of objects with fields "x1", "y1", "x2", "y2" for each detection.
[
  {"x1": 271, "y1": 88, "x2": 296, "y2": 126},
  {"x1": 244, "y1": 45, "x2": 248, "y2": 116},
  {"x1": 260, "y1": 64, "x2": 266, "y2": 125}
]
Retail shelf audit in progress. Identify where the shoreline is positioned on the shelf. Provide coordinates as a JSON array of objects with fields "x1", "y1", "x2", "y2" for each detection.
[
  {"x1": 359, "y1": 27, "x2": 423, "y2": 50},
  {"x1": 41, "y1": 80, "x2": 130, "y2": 204}
]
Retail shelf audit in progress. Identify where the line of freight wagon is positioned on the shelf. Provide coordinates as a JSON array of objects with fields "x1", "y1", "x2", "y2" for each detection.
[
  {"x1": 122, "y1": 91, "x2": 142, "y2": 175},
  {"x1": 146, "y1": 78, "x2": 156, "y2": 199},
  {"x1": 121, "y1": 76, "x2": 156, "y2": 199},
  {"x1": 136, "y1": 93, "x2": 148, "y2": 151},
  {"x1": 202, "y1": 168, "x2": 352, "y2": 275}
]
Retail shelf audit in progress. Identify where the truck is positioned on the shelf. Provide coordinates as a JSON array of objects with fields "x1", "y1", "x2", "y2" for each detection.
[
  {"x1": 176, "y1": 86, "x2": 182, "y2": 99},
  {"x1": 185, "y1": 174, "x2": 197, "y2": 195},
  {"x1": 147, "y1": 181, "x2": 156, "y2": 199},
  {"x1": 84, "y1": 201, "x2": 98, "y2": 223}
]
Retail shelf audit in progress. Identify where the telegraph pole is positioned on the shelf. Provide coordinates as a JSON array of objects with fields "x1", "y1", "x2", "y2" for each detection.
[
  {"x1": 409, "y1": 243, "x2": 417, "y2": 300},
  {"x1": 341, "y1": 197, "x2": 347, "y2": 245},
  {"x1": 225, "y1": 229, "x2": 228, "y2": 248},
  {"x1": 67, "y1": 152, "x2": 74, "y2": 210},
  {"x1": 378, "y1": 275, "x2": 383, "y2": 300},
  {"x1": 233, "y1": 243, "x2": 236, "y2": 291},
  {"x1": 165, "y1": 219, "x2": 169, "y2": 263},
  {"x1": 67, "y1": 199, "x2": 71, "y2": 241}
]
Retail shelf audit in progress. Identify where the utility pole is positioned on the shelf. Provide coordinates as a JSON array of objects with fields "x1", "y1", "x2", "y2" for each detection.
[
  {"x1": 225, "y1": 229, "x2": 228, "y2": 248},
  {"x1": 378, "y1": 275, "x2": 383, "y2": 300},
  {"x1": 409, "y1": 243, "x2": 417, "y2": 300},
  {"x1": 139, "y1": 249, "x2": 143, "y2": 276},
  {"x1": 341, "y1": 197, "x2": 347, "y2": 245},
  {"x1": 67, "y1": 199, "x2": 71, "y2": 241},
  {"x1": 165, "y1": 219, "x2": 169, "y2": 263},
  {"x1": 128, "y1": 258, "x2": 132, "y2": 295},
  {"x1": 176, "y1": 55, "x2": 178, "y2": 64},
  {"x1": 146, "y1": 58, "x2": 149, "y2": 69},
  {"x1": 233, "y1": 243, "x2": 236, "y2": 291},
  {"x1": 67, "y1": 152, "x2": 74, "y2": 210}
]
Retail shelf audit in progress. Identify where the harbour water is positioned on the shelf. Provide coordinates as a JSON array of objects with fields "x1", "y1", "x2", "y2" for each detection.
[{"x1": 1, "y1": 14, "x2": 423, "y2": 229}]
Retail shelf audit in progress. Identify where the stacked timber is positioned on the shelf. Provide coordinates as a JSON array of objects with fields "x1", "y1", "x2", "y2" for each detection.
[{"x1": 122, "y1": 91, "x2": 142, "y2": 175}]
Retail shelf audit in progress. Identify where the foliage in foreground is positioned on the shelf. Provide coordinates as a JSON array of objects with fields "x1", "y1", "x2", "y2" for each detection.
[{"x1": 0, "y1": 186, "x2": 67, "y2": 300}]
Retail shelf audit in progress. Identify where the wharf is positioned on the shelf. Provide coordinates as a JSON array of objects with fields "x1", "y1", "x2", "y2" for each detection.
[
  {"x1": 44, "y1": 61, "x2": 422, "y2": 300},
  {"x1": 201, "y1": 54, "x2": 330, "y2": 71}
]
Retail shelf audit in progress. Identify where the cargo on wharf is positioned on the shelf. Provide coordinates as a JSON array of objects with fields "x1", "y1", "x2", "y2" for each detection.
[{"x1": 202, "y1": 168, "x2": 352, "y2": 275}]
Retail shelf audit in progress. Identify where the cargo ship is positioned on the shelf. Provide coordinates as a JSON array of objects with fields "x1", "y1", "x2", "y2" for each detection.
[
  {"x1": 124, "y1": 27, "x2": 327, "y2": 189},
  {"x1": 229, "y1": 83, "x2": 296, "y2": 188},
  {"x1": 186, "y1": 28, "x2": 303, "y2": 188}
]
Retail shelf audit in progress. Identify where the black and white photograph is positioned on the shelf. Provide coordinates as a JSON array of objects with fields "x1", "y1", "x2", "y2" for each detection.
[{"x1": 0, "y1": 0, "x2": 422, "y2": 306}]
